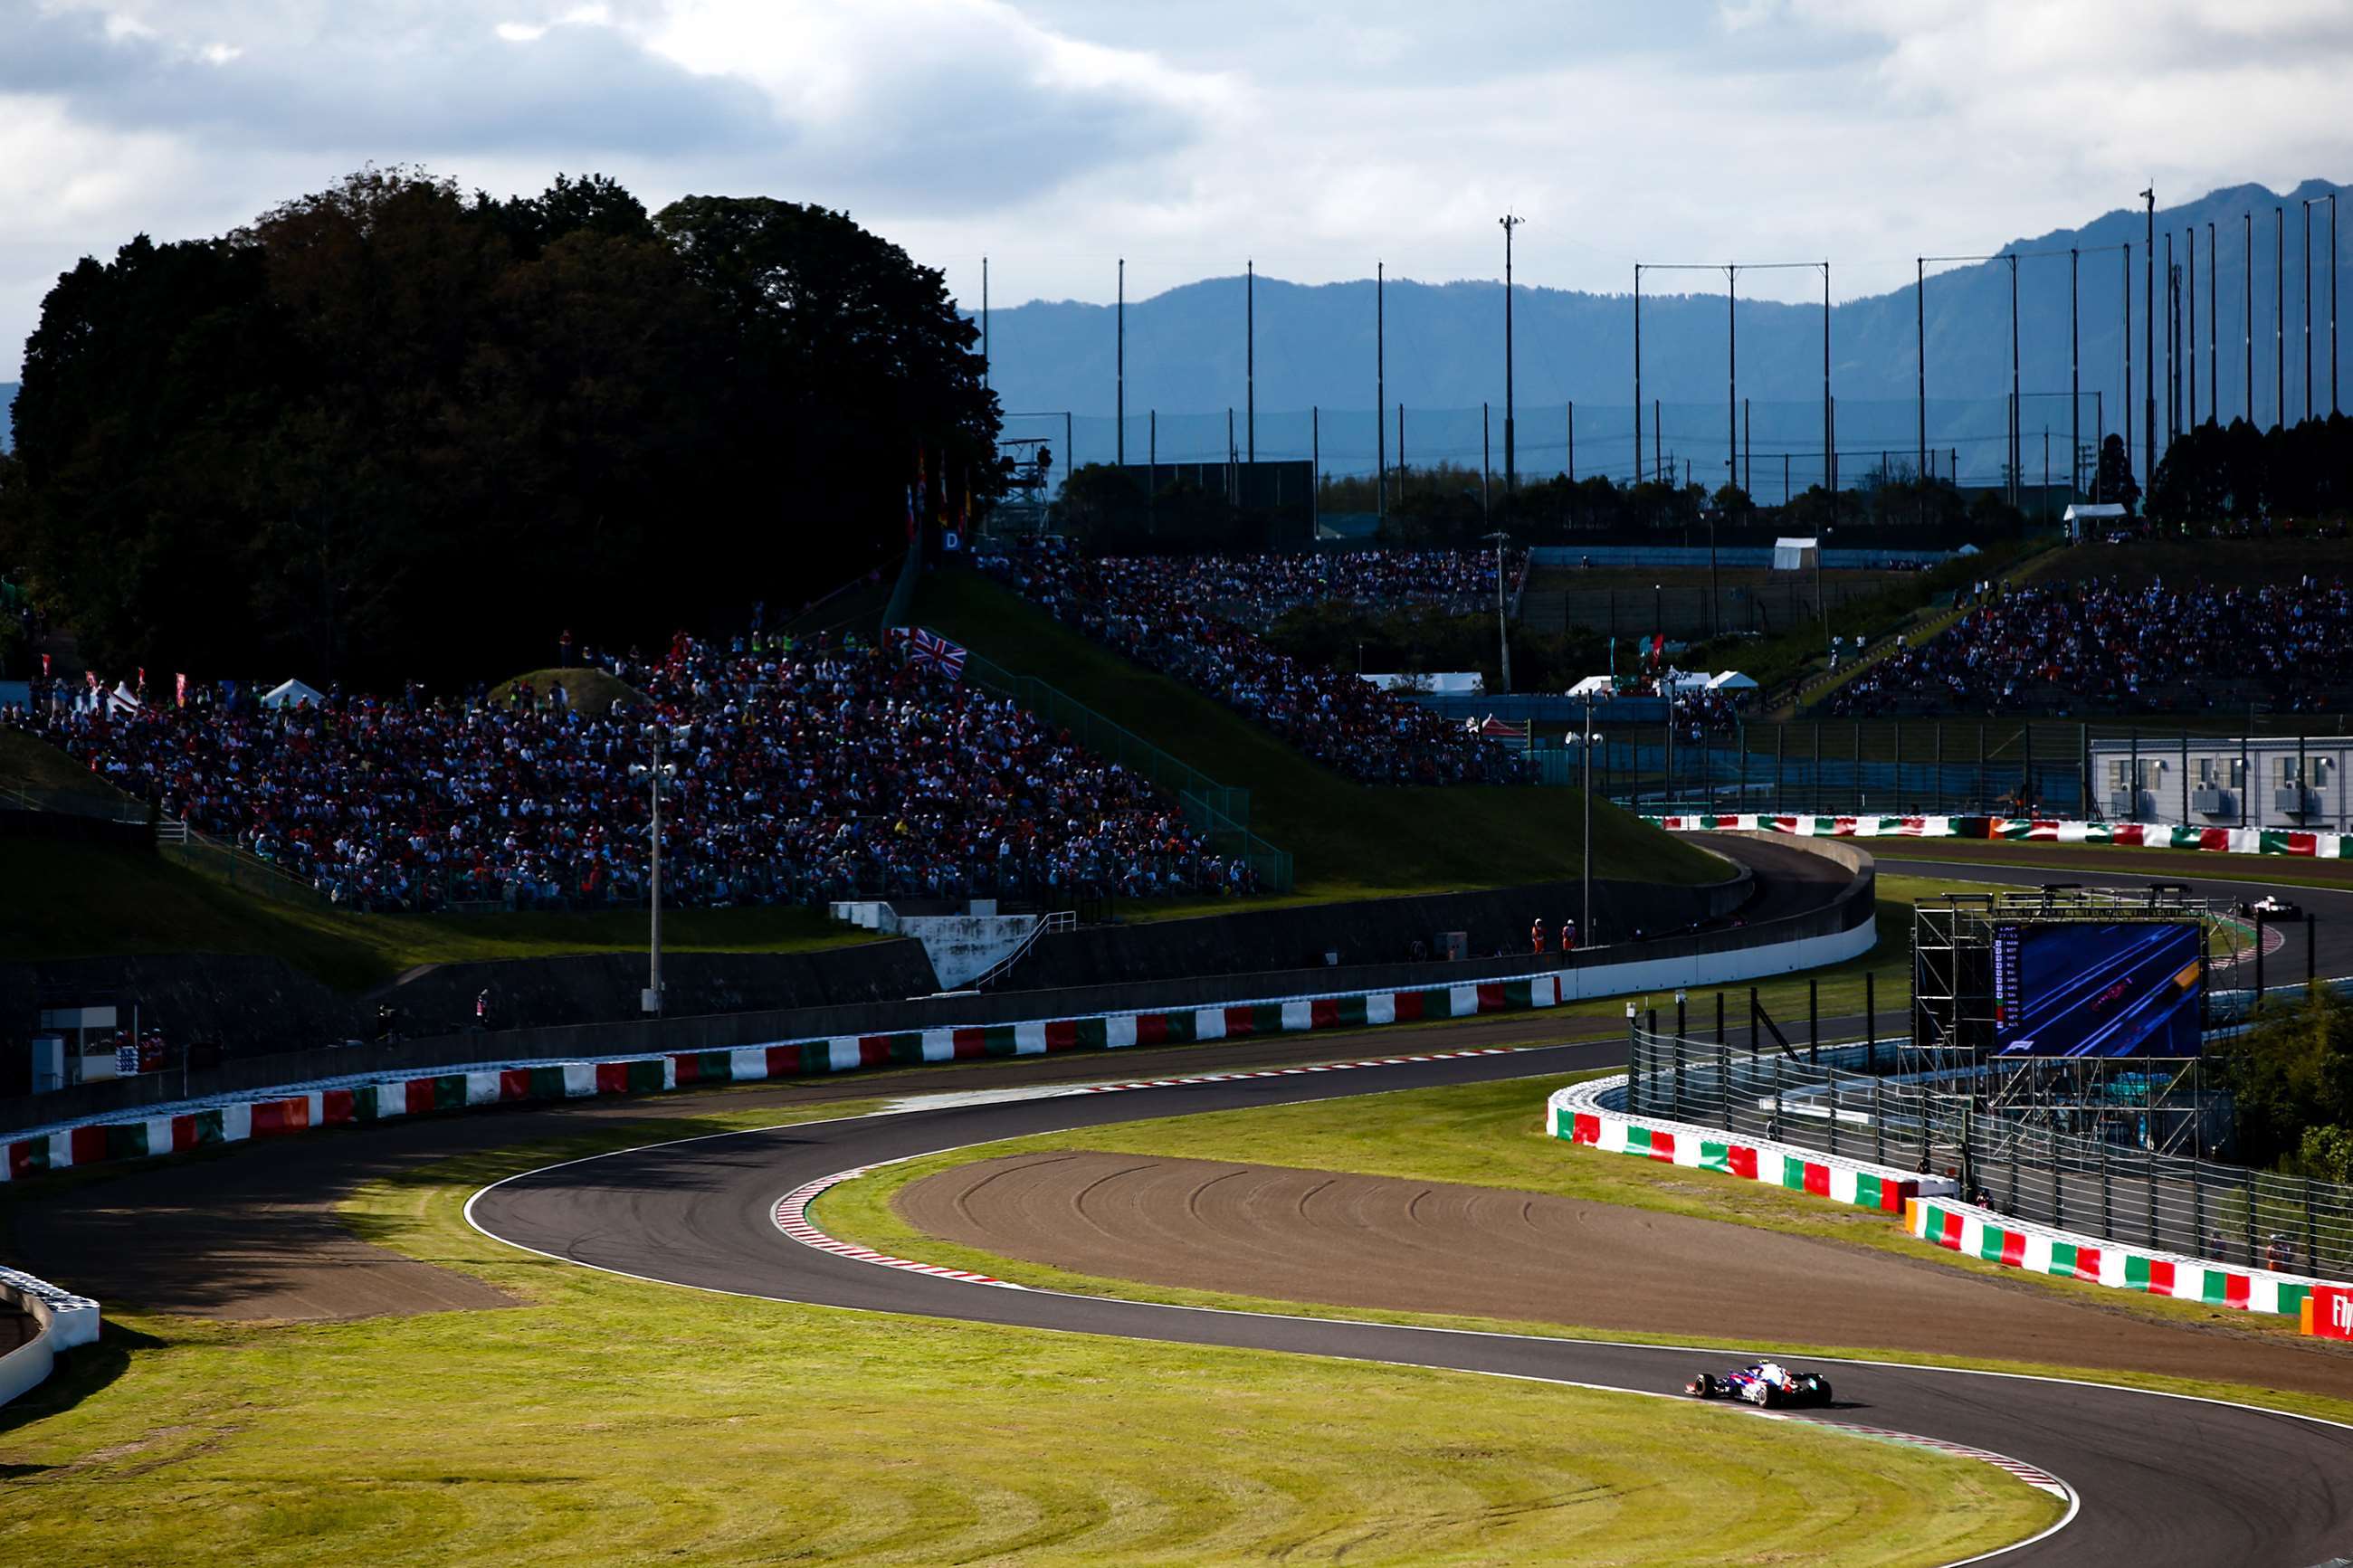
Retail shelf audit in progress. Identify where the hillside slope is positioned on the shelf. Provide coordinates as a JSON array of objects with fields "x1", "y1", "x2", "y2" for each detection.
[{"x1": 915, "y1": 571, "x2": 1721, "y2": 900}]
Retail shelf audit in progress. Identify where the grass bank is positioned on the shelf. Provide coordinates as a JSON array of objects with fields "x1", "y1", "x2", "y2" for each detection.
[
  {"x1": 0, "y1": 1107, "x2": 2050, "y2": 1568},
  {"x1": 917, "y1": 570, "x2": 1721, "y2": 898},
  {"x1": 0, "y1": 839, "x2": 875, "y2": 993},
  {"x1": 820, "y1": 1070, "x2": 2353, "y2": 1406}
]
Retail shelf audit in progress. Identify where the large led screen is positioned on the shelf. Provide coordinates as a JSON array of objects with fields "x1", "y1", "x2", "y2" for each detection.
[{"x1": 1992, "y1": 921, "x2": 2203, "y2": 1058}]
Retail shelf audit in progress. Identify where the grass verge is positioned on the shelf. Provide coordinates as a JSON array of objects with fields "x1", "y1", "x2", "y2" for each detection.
[
  {"x1": 818, "y1": 1070, "x2": 2353, "y2": 1421},
  {"x1": 0, "y1": 838, "x2": 876, "y2": 993},
  {"x1": 0, "y1": 1104, "x2": 2052, "y2": 1568},
  {"x1": 917, "y1": 570, "x2": 1722, "y2": 898}
]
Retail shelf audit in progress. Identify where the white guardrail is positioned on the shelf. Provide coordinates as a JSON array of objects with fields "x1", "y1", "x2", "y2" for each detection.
[{"x1": 0, "y1": 1266, "x2": 100, "y2": 1408}]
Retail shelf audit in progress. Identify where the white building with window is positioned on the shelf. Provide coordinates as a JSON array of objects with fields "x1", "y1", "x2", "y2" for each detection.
[{"x1": 2086, "y1": 736, "x2": 2351, "y2": 830}]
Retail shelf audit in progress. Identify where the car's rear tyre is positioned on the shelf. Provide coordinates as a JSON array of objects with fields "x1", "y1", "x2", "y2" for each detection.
[{"x1": 1686, "y1": 1372, "x2": 1718, "y2": 1398}]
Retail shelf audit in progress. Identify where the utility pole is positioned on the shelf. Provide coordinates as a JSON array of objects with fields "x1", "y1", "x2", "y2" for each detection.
[
  {"x1": 2277, "y1": 205, "x2": 2286, "y2": 431},
  {"x1": 1376, "y1": 262, "x2": 1386, "y2": 518},
  {"x1": 1116, "y1": 258, "x2": 1125, "y2": 466},
  {"x1": 1481, "y1": 402, "x2": 1492, "y2": 521},
  {"x1": 1246, "y1": 259, "x2": 1255, "y2": 464},
  {"x1": 2008, "y1": 252, "x2": 2021, "y2": 508},
  {"x1": 981, "y1": 255, "x2": 989, "y2": 393},
  {"x1": 2334, "y1": 193, "x2": 2341, "y2": 415},
  {"x1": 2207, "y1": 222, "x2": 2217, "y2": 426},
  {"x1": 1567, "y1": 401, "x2": 1576, "y2": 482},
  {"x1": 1485, "y1": 527, "x2": 1513, "y2": 694},
  {"x1": 2123, "y1": 242, "x2": 2133, "y2": 495},
  {"x1": 2070, "y1": 247, "x2": 2080, "y2": 495},
  {"x1": 1726, "y1": 262, "x2": 1738, "y2": 505},
  {"x1": 633, "y1": 728, "x2": 675, "y2": 1017},
  {"x1": 2142, "y1": 185, "x2": 2157, "y2": 488},
  {"x1": 2246, "y1": 213, "x2": 2255, "y2": 424},
  {"x1": 1634, "y1": 264, "x2": 1643, "y2": 490},
  {"x1": 1822, "y1": 261, "x2": 1834, "y2": 519},
  {"x1": 1501, "y1": 213, "x2": 1523, "y2": 492},
  {"x1": 2187, "y1": 228, "x2": 2196, "y2": 428},
  {"x1": 1910, "y1": 254, "x2": 1929, "y2": 486}
]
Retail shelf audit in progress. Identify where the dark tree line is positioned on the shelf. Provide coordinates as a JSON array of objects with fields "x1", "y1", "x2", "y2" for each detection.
[
  {"x1": 2148, "y1": 413, "x2": 2353, "y2": 527},
  {"x1": 0, "y1": 167, "x2": 999, "y2": 684}
]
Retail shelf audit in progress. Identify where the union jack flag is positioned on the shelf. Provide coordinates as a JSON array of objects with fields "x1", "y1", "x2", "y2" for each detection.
[{"x1": 890, "y1": 625, "x2": 967, "y2": 680}]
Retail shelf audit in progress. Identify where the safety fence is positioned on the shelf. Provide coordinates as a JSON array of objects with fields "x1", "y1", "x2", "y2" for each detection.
[{"x1": 1624, "y1": 1026, "x2": 2353, "y2": 1282}]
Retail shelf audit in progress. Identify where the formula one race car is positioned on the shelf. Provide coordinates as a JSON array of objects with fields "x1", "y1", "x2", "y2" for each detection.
[
  {"x1": 1684, "y1": 1361, "x2": 1835, "y2": 1409},
  {"x1": 2237, "y1": 894, "x2": 2302, "y2": 921}
]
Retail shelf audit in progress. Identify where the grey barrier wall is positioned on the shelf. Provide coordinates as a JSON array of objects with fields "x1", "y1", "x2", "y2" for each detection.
[
  {"x1": 1012, "y1": 868, "x2": 1754, "y2": 992},
  {"x1": 1, "y1": 851, "x2": 1753, "y2": 1087},
  {"x1": 3, "y1": 838, "x2": 1873, "y2": 1131}
]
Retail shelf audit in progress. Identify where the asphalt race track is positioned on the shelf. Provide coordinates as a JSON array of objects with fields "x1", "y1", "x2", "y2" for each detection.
[{"x1": 469, "y1": 1041, "x2": 2353, "y2": 1568}]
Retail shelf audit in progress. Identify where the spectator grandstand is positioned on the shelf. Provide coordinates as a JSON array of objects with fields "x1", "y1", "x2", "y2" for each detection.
[
  {"x1": 978, "y1": 542, "x2": 1532, "y2": 785},
  {"x1": 0, "y1": 633, "x2": 1256, "y2": 912},
  {"x1": 1828, "y1": 575, "x2": 2353, "y2": 717},
  {"x1": 1130, "y1": 547, "x2": 1520, "y2": 630}
]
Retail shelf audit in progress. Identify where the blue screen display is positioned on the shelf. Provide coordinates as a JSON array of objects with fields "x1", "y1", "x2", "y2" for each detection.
[{"x1": 1992, "y1": 921, "x2": 2203, "y2": 1058}]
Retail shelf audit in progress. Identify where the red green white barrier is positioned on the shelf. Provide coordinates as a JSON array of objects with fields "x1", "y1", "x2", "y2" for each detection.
[
  {"x1": 1909, "y1": 1195, "x2": 2330, "y2": 1319},
  {"x1": 1543, "y1": 1079, "x2": 1947, "y2": 1216},
  {"x1": 1651, "y1": 812, "x2": 2350, "y2": 859},
  {"x1": 2, "y1": 973, "x2": 1571, "y2": 1186}
]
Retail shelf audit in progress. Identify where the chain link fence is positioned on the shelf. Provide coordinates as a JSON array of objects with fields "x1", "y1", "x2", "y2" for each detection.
[{"x1": 1624, "y1": 1026, "x2": 2353, "y2": 1280}]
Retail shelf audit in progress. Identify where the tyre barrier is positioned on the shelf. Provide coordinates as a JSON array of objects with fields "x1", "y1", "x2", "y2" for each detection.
[{"x1": 0, "y1": 1266, "x2": 100, "y2": 1409}]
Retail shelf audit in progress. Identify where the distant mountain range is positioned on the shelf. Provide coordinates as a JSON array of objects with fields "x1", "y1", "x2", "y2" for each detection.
[{"x1": 974, "y1": 180, "x2": 2351, "y2": 489}]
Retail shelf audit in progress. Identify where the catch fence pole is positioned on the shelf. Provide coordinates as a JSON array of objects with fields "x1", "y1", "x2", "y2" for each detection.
[{"x1": 1808, "y1": 978, "x2": 1818, "y2": 1062}]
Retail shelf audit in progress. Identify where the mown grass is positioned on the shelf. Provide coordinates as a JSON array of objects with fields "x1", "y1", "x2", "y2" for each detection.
[
  {"x1": 0, "y1": 1103, "x2": 2053, "y2": 1568},
  {"x1": 0, "y1": 725, "x2": 137, "y2": 806},
  {"x1": 820, "y1": 1070, "x2": 2353, "y2": 1411},
  {"x1": 916, "y1": 570, "x2": 1723, "y2": 898},
  {"x1": 0, "y1": 838, "x2": 876, "y2": 993}
]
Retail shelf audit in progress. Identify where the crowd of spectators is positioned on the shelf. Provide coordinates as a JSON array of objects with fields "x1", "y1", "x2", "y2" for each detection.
[
  {"x1": 1, "y1": 632, "x2": 1256, "y2": 912},
  {"x1": 1130, "y1": 548, "x2": 1520, "y2": 630},
  {"x1": 1829, "y1": 575, "x2": 2353, "y2": 717},
  {"x1": 980, "y1": 542, "x2": 1531, "y2": 785}
]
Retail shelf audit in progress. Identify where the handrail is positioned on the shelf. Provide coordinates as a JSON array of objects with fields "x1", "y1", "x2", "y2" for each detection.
[{"x1": 971, "y1": 909, "x2": 1076, "y2": 991}]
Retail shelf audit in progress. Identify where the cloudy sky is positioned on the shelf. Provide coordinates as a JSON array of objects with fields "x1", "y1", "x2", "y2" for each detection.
[{"x1": 5, "y1": 0, "x2": 2350, "y2": 377}]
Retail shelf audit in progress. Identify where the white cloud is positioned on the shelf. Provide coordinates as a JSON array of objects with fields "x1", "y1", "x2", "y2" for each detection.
[{"x1": 2, "y1": 0, "x2": 2349, "y2": 379}]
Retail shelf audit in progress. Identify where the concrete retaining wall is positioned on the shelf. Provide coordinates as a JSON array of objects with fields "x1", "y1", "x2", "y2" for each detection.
[
  {"x1": 0, "y1": 1265, "x2": 100, "y2": 1409},
  {"x1": 7, "y1": 838, "x2": 1869, "y2": 1132},
  {"x1": 2, "y1": 850, "x2": 1872, "y2": 1192}
]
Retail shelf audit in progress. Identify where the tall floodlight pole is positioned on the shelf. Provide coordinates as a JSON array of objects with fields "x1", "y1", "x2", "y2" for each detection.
[
  {"x1": 2187, "y1": 229, "x2": 2196, "y2": 428},
  {"x1": 1916, "y1": 257, "x2": 1927, "y2": 488},
  {"x1": 1246, "y1": 259, "x2": 1255, "y2": 464},
  {"x1": 2207, "y1": 223, "x2": 2217, "y2": 425},
  {"x1": 1634, "y1": 265, "x2": 1644, "y2": 489},
  {"x1": 1376, "y1": 262, "x2": 1386, "y2": 518},
  {"x1": 2142, "y1": 186, "x2": 2157, "y2": 488},
  {"x1": 2277, "y1": 205, "x2": 2286, "y2": 430},
  {"x1": 2123, "y1": 243, "x2": 2133, "y2": 490},
  {"x1": 2333, "y1": 194, "x2": 2341, "y2": 414},
  {"x1": 2247, "y1": 213, "x2": 2255, "y2": 424},
  {"x1": 1116, "y1": 259, "x2": 1126, "y2": 467},
  {"x1": 2008, "y1": 252, "x2": 2021, "y2": 508},
  {"x1": 2164, "y1": 233, "x2": 2176, "y2": 445},
  {"x1": 2070, "y1": 248, "x2": 2080, "y2": 494},
  {"x1": 981, "y1": 256, "x2": 990, "y2": 393},
  {"x1": 1727, "y1": 263, "x2": 1739, "y2": 499},
  {"x1": 1501, "y1": 214, "x2": 1523, "y2": 492},
  {"x1": 1822, "y1": 261, "x2": 1833, "y2": 516},
  {"x1": 2305, "y1": 200, "x2": 2316, "y2": 423}
]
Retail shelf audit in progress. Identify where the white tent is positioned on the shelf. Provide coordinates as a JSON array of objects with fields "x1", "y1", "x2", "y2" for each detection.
[
  {"x1": 1707, "y1": 670, "x2": 1758, "y2": 691},
  {"x1": 1772, "y1": 536, "x2": 1819, "y2": 571},
  {"x1": 2061, "y1": 502, "x2": 2127, "y2": 543},
  {"x1": 1567, "y1": 675, "x2": 1614, "y2": 698},
  {"x1": 1662, "y1": 669, "x2": 1711, "y2": 692},
  {"x1": 260, "y1": 678, "x2": 326, "y2": 710}
]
